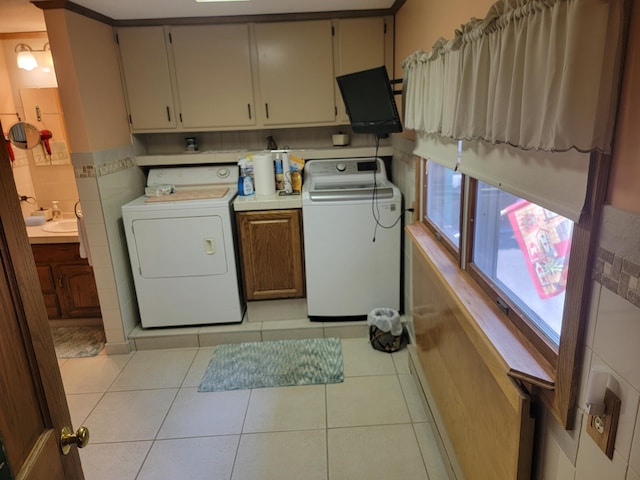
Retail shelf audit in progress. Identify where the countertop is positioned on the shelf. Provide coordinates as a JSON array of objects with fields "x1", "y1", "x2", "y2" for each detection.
[
  {"x1": 25, "y1": 218, "x2": 79, "y2": 244},
  {"x1": 233, "y1": 192, "x2": 302, "y2": 212}
]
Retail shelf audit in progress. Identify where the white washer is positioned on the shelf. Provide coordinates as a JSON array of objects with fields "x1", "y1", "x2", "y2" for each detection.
[
  {"x1": 122, "y1": 166, "x2": 245, "y2": 328},
  {"x1": 302, "y1": 157, "x2": 401, "y2": 319}
]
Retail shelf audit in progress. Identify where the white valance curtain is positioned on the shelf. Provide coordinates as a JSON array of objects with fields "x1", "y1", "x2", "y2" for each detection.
[{"x1": 402, "y1": 0, "x2": 626, "y2": 154}]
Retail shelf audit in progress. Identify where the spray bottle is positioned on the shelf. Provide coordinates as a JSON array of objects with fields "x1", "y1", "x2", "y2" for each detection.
[{"x1": 237, "y1": 159, "x2": 254, "y2": 196}]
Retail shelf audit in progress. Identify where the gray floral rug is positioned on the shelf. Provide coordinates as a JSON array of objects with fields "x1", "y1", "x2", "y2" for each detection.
[
  {"x1": 51, "y1": 326, "x2": 106, "y2": 358},
  {"x1": 198, "y1": 337, "x2": 344, "y2": 392}
]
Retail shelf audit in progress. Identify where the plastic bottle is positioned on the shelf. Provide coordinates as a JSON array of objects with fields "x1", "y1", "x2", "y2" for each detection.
[
  {"x1": 274, "y1": 158, "x2": 285, "y2": 191},
  {"x1": 51, "y1": 201, "x2": 62, "y2": 220},
  {"x1": 282, "y1": 151, "x2": 292, "y2": 193},
  {"x1": 237, "y1": 163, "x2": 254, "y2": 196}
]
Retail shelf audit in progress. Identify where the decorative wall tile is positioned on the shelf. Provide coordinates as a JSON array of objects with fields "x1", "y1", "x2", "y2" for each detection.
[{"x1": 595, "y1": 246, "x2": 640, "y2": 309}]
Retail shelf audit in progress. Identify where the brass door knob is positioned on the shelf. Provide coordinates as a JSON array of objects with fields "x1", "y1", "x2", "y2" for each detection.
[{"x1": 60, "y1": 425, "x2": 90, "y2": 455}]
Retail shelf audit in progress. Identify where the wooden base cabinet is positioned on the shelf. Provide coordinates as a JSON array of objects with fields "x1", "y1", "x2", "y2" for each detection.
[
  {"x1": 237, "y1": 209, "x2": 305, "y2": 300},
  {"x1": 32, "y1": 244, "x2": 101, "y2": 319}
]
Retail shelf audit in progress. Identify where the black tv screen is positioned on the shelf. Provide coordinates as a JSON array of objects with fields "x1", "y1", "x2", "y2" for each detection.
[{"x1": 336, "y1": 66, "x2": 402, "y2": 136}]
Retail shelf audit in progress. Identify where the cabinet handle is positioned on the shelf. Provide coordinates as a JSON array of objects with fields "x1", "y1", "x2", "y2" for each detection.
[
  {"x1": 166, "y1": 106, "x2": 171, "y2": 122},
  {"x1": 247, "y1": 104, "x2": 252, "y2": 120},
  {"x1": 265, "y1": 103, "x2": 269, "y2": 119},
  {"x1": 59, "y1": 275, "x2": 65, "y2": 289}
]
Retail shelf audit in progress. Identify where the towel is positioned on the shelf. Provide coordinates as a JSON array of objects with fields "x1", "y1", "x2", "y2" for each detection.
[{"x1": 77, "y1": 215, "x2": 92, "y2": 266}]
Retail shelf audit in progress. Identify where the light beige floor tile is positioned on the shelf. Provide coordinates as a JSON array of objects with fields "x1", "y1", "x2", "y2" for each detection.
[
  {"x1": 79, "y1": 441, "x2": 152, "y2": 480},
  {"x1": 157, "y1": 387, "x2": 250, "y2": 439},
  {"x1": 181, "y1": 347, "x2": 215, "y2": 388},
  {"x1": 60, "y1": 352, "x2": 134, "y2": 394},
  {"x1": 243, "y1": 385, "x2": 326, "y2": 433},
  {"x1": 261, "y1": 327, "x2": 324, "y2": 341},
  {"x1": 198, "y1": 330, "x2": 262, "y2": 346},
  {"x1": 109, "y1": 349, "x2": 197, "y2": 391},
  {"x1": 232, "y1": 430, "x2": 327, "y2": 480},
  {"x1": 324, "y1": 323, "x2": 369, "y2": 339},
  {"x1": 413, "y1": 422, "x2": 451, "y2": 480},
  {"x1": 66, "y1": 392, "x2": 103, "y2": 427},
  {"x1": 328, "y1": 424, "x2": 429, "y2": 480},
  {"x1": 399, "y1": 374, "x2": 430, "y2": 423},
  {"x1": 392, "y1": 347, "x2": 411, "y2": 374},
  {"x1": 85, "y1": 389, "x2": 178, "y2": 443},
  {"x1": 340, "y1": 337, "x2": 397, "y2": 377},
  {"x1": 134, "y1": 333, "x2": 199, "y2": 350},
  {"x1": 327, "y1": 375, "x2": 410, "y2": 428},
  {"x1": 137, "y1": 436, "x2": 239, "y2": 480}
]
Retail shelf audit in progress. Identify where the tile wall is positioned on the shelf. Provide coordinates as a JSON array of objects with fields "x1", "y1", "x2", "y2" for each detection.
[
  {"x1": 540, "y1": 205, "x2": 640, "y2": 480},
  {"x1": 73, "y1": 144, "x2": 146, "y2": 354}
]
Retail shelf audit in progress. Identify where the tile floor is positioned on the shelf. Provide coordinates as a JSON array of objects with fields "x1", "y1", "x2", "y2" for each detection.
[{"x1": 58, "y1": 338, "x2": 450, "y2": 480}]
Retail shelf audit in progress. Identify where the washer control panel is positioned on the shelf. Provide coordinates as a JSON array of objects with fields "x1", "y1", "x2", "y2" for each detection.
[{"x1": 306, "y1": 158, "x2": 383, "y2": 178}]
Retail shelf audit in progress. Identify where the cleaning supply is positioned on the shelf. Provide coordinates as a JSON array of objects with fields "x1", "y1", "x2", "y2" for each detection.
[
  {"x1": 274, "y1": 157, "x2": 285, "y2": 191},
  {"x1": 237, "y1": 159, "x2": 254, "y2": 196},
  {"x1": 51, "y1": 201, "x2": 62, "y2": 220},
  {"x1": 282, "y1": 151, "x2": 292, "y2": 193}
]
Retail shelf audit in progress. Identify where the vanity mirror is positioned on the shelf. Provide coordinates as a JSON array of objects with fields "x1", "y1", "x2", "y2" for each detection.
[{"x1": 7, "y1": 122, "x2": 40, "y2": 150}]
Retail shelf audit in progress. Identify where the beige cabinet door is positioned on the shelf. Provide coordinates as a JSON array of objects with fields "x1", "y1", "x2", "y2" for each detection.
[
  {"x1": 117, "y1": 26, "x2": 177, "y2": 131},
  {"x1": 335, "y1": 17, "x2": 393, "y2": 123},
  {"x1": 171, "y1": 24, "x2": 256, "y2": 129},
  {"x1": 254, "y1": 20, "x2": 336, "y2": 126}
]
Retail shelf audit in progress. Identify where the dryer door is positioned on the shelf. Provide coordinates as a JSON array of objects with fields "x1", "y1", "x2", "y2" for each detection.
[{"x1": 132, "y1": 215, "x2": 228, "y2": 278}]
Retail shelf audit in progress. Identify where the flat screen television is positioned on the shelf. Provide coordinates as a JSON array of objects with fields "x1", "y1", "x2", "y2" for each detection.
[{"x1": 336, "y1": 66, "x2": 402, "y2": 137}]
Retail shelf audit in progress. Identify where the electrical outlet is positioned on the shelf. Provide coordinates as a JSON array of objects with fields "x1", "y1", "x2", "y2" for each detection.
[{"x1": 586, "y1": 388, "x2": 621, "y2": 459}]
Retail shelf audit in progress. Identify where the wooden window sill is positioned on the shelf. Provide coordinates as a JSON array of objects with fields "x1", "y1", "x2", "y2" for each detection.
[{"x1": 407, "y1": 223, "x2": 555, "y2": 390}]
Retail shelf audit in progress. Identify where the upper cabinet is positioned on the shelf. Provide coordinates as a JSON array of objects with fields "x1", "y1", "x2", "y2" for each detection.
[
  {"x1": 254, "y1": 20, "x2": 336, "y2": 126},
  {"x1": 170, "y1": 24, "x2": 256, "y2": 129},
  {"x1": 334, "y1": 16, "x2": 394, "y2": 124},
  {"x1": 116, "y1": 16, "x2": 391, "y2": 133},
  {"x1": 116, "y1": 26, "x2": 177, "y2": 131}
]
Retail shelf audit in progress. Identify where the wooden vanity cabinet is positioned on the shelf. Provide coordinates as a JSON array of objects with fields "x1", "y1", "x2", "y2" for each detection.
[
  {"x1": 32, "y1": 244, "x2": 101, "y2": 320},
  {"x1": 236, "y1": 209, "x2": 305, "y2": 300}
]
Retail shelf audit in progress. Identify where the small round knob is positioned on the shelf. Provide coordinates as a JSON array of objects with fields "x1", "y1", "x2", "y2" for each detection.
[
  {"x1": 336, "y1": 163, "x2": 346, "y2": 172},
  {"x1": 61, "y1": 425, "x2": 90, "y2": 455}
]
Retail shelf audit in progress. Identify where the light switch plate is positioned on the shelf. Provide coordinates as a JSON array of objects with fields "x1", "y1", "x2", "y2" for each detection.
[{"x1": 586, "y1": 387, "x2": 621, "y2": 459}]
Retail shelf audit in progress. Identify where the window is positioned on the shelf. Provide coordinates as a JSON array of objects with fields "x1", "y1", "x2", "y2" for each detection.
[
  {"x1": 418, "y1": 150, "x2": 608, "y2": 427},
  {"x1": 423, "y1": 161, "x2": 461, "y2": 251},
  {"x1": 472, "y1": 182, "x2": 573, "y2": 345}
]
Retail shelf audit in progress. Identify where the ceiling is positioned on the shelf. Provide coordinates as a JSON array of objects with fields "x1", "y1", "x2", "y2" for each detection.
[{"x1": 0, "y1": 0, "x2": 397, "y2": 34}]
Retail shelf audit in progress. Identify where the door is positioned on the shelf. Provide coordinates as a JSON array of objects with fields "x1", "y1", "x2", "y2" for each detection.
[
  {"x1": 334, "y1": 17, "x2": 391, "y2": 123},
  {"x1": 170, "y1": 24, "x2": 256, "y2": 129},
  {"x1": 0, "y1": 121, "x2": 84, "y2": 479},
  {"x1": 117, "y1": 26, "x2": 177, "y2": 131},
  {"x1": 254, "y1": 20, "x2": 336, "y2": 126},
  {"x1": 237, "y1": 209, "x2": 305, "y2": 300}
]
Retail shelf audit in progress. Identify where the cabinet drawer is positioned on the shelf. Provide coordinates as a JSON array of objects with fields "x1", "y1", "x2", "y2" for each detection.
[{"x1": 32, "y1": 244, "x2": 83, "y2": 263}]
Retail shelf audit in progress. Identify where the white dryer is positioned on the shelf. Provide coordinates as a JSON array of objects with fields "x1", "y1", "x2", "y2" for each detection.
[
  {"x1": 122, "y1": 166, "x2": 245, "y2": 328},
  {"x1": 302, "y1": 157, "x2": 401, "y2": 319}
]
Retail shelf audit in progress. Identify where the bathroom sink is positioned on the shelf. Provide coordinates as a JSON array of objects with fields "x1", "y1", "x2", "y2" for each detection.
[{"x1": 42, "y1": 219, "x2": 78, "y2": 233}]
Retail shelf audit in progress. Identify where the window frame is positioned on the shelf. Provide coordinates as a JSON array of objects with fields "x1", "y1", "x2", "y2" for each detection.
[
  {"x1": 417, "y1": 151, "x2": 609, "y2": 427},
  {"x1": 420, "y1": 159, "x2": 463, "y2": 261}
]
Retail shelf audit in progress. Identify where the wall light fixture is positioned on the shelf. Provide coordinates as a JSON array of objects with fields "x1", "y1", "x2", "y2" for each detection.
[{"x1": 15, "y1": 43, "x2": 52, "y2": 71}]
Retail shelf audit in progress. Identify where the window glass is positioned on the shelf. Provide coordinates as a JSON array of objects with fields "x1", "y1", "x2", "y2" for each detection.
[
  {"x1": 473, "y1": 182, "x2": 573, "y2": 343},
  {"x1": 425, "y1": 161, "x2": 461, "y2": 248}
]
